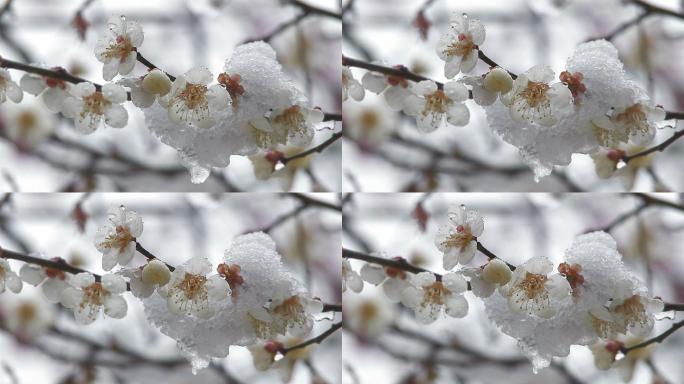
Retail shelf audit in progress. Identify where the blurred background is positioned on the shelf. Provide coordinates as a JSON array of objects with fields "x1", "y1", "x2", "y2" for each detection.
[
  {"x1": 0, "y1": 192, "x2": 342, "y2": 383},
  {"x1": 342, "y1": 0, "x2": 684, "y2": 192},
  {"x1": 0, "y1": 0, "x2": 341, "y2": 192},
  {"x1": 342, "y1": 192, "x2": 684, "y2": 383}
]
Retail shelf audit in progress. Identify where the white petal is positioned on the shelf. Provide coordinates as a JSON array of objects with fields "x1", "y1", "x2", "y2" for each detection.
[
  {"x1": 208, "y1": 84, "x2": 230, "y2": 111},
  {"x1": 460, "y1": 50, "x2": 478, "y2": 73},
  {"x1": 400, "y1": 286, "x2": 422, "y2": 308},
  {"x1": 104, "y1": 295, "x2": 127, "y2": 318},
  {"x1": 6, "y1": 272, "x2": 22, "y2": 293},
  {"x1": 105, "y1": 104, "x2": 128, "y2": 128},
  {"x1": 101, "y1": 250, "x2": 118, "y2": 271},
  {"x1": 43, "y1": 279, "x2": 68, "y2": 303},
  {"x1": 444, "y1": 81, "x2": 469, "y2": 102},
  {"x1": 469, "y1": 20, "x2": 486, "y2": 45},
  {"x1": 443, "y1": 272, "x2": 467, "y2": 293},
  {"x1": 185, "y1": 67, "x2": 213, "y2": 85},
  {"x1": 444, "y1": 57, "x2": 462, "y2": 79},
  {"x1": 125, "y1": 21, "x2": 144, "y2": 47},
  {"x1": 458, "y1": 241, "x2": 477, "y2": 264},
  {"x1": 6, "y1": 82, "x2": 23, "y2": 103},
  {"x1": 411, "y1": 271, "x2": 436, "y2": 287},
  {"x1": 19, "y1": 264, "x2": 45, "y2": 286},
  {"x1": 382, "y1": 278, "x2": 407, "y2": 302},
  {"x1": 445, "y1": 294, "x2": 468, "y2": 318},
  {"x1": 359, "y1": 263, "x2": 386, "y2": 285},
  {"x1": 443, "y1": 248, "x2": 459, "y2": 270},
  {"x1": 102, "y1": 274, "x2": 127, "y2": 294},
  {"x1": 59, "y1": 287, "x2": 83, "y2": 309},
  {"x1": 20, "y1": 74, "x2": 46, "y2": 95},
  {"x1": 118, "y1": 52, "x2": 137, "y2": 76},
  {"x1": 70, "y1": 272, "x2": 95, "y2": 288},
  {"x1": 42, "y1": 88, "x2": 66, "y2": 112},
  {"x1": 361, "y1": 72, "x2": 387, "y2": 94},
  {"x1": 71, "y1": 82, "x2": 96, "y2": 97},
  {"x1": 102, "y1": 60, "x2": 119, "y2": 81},
  {"x1": 447, "y1": 103, "x2": 470, "y2": 126},
  {"x1": 102, "y1": 83, "x2": 127, "y2": 104}
]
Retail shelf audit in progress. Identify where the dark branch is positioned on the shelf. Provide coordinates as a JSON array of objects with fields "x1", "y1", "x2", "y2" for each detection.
[
  {"x1": 280, "y1": 131, "x2": 342, "y2": 165},
  {"x1": 279, "y1": 321, "x2": 342, "y2": 355}
]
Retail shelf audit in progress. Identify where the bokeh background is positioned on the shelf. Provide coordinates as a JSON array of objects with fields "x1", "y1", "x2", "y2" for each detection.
[
  {"x1": 342, "y1": 192, "x2": 684, "y2": 384},
  {"x1": 0, "y1": 192, "x2": 342, "y2": 383},
  {"x1": 342, "y1": 0, "x2": 684, "y2": 192},
  {"x1": 0, "y1": 0, "x2": 341, "y2": 192}
]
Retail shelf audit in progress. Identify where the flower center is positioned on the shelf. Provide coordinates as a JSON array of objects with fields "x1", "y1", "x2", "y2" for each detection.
[
  {"x1": 359, "y1": 109, "x2": 380, "y2": 130},
  {"x1": 424, "y1": 90, "x2": 451, "y2": 115},
  {"x1": 176, "y1": 273, "x2": 208, "y2": 301},
  {"x1": 273, "y1": 105, "x2": 304, "y2": 128},
  {"x1": 105, "y1": 35, "x2": 134, "y2": 62},
  {"x1": 359, "y1": 300, "x2": 379, "y2": 322},
  {"x1": 519, "y1": 272, "x2": 548, "y2": 299},
  {"x1": 441, "y1": 227, "x2": 473, "y2": 250},
  {"x1": 17, "y1": 302, "x2": 37, "y2": 323},
  {"x1": 423, "y1": 281, "x2": 450, "y2": 305},
  {"x1": 613, "y1": 295, "x2": 648, "y2": 328},
  {"x1": 272, "y1": 296, "x2": 304, "y2": 320},
  {"x1": 614, "y1": 104, "x2": 650, "y2": 137},
  {"x1": 82, "y1": 92, "x2": 109, "y2": 116},
  {"x1": 444, "y1": 33, "x2": 475, "y2": 58},
  {"x1": 179, "y1": 83, "x2": 209, "y2": 110},
  {"x1": 82, "y1": 282, "x2": 105, "y2": 307},
  {"x1": 520, "y1": 81, "x2": 550, "y2": 108},
  {"x1": 100, "y1": 225, "x2": 134, "y2": 253},
  {"x1": 17, "y1": 111, "x2": 38, "y2": 132}
]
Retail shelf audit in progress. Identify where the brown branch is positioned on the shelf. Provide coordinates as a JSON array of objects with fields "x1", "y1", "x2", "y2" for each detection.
[
  {"x1": 135, "y1": 51, "x2": 176, "y2": 81},
  {"x1": 342, "y1": 248, "x2": 442, "y2": 279},
  {"x1": 631, "y1": 0, "x2": 684, "y2": 21},
  {"x1": 280, "y1": 131, "x2": 342, "y2": 165},
  {"x1": 621, "y1": 129, "x2": 684, "y2": 163},
  {"x1": 279, "y1": 321, "x2": 342, "y2": 355},
  {"x1": 135, "y1": 242, "x2": 175, "y2": 271},
  {"x1": 289, "y1": 0, "x2": 342, "y2": 19},
  {"x1": 0, "y1": 246, "x2": 96, "y2": 278},
  {"x1": 664, "y1": 303, "x2": 684, "y2": 311},
  {"x1": 322, "y1": 303, "x2": 342, "y2": 312},
  {"x1": 290, "y1": 193, "x2": 343, "y2": 212},
  {"x1": 342, "y1": 55, "x2": 440, "y2": 86},
  {"x1": 621, "y1": 318, "x2": 684, "y2": 353},
  {"x1": 0, "y1": 57, "x2": 107, "y2": 93}
]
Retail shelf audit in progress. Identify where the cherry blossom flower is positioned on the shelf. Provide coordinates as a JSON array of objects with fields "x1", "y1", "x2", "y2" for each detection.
[
  {"x1": 160, "y1": 256, "x2": 230, "y2": 318},
  {"x1": 404, "y1": 80, "x2": 470, "y2": 132},
  {"x1": 2, "y1": 101, "x2": 54, "y2": 148},
  {"x1": 603, "y1": 102, "x2": 665, "y2": 146},
  {"x1": 436, "y1": 13, "x2": 485, "y2": 78},
  {"x1": 62, "y1": 82, "x2": 128, "y2": 133},
  {"x1": 501, "y1": 65, "x2": 572, "y2": 126},
  {"x1": 162, "y1": 67, "x2": 230, "y2": 129},
  {"x1": 19, "y1": 260, "x2": 69, "y2": 302},
  {"x1": 435, "y1": 204, "x2": 483, "y2": 270},
  {"x1": 3, "y1": 297, "x2": 54, "y2": 340},
  {"x1": 361, "y1": 63, "x2": 411, "y2": 110},
  {"x1": 500, "y1": 256, "x2": 570, "y2": 318},
  {"x1": 94, "y1": 205, "x2": 143, "y2": 271},
  {"x1": 60, "y1": 273, "x2": 128, "y2": 324},
  {"x1": 345, "y1": 295, "x2": 396, "y2": 338},
  {"x1": 0, "y1": 69, "x2": 23, "y2": 104},
  {"x1": 0, "y1": 259, "x2": 22, "y2": 294},
  {"x1": 118, "y1": 69, "x2": 172, "y2": 108},
  {"x1": 343, "y1": 66, "x2": 365, "y2": 101},
  {"x1": 400, "y1": 271, "x2": 468, "y2": 323},
  {"x1": 360, "y1": 259, "x2": 411, "y2": 302},
  {"x1": 345, "y1": 101, "x2": 396, "y2": 148},
  {"x1": 343, "y1": 259, "x2": 363, "y2": 293},
  {"x1": 251, "y1": 292, "x2": 323, "y2": 339},
  {"x1": 268, "y1": 102, "x2": 323, "y2": 147},
  {"x1": 94, "y1": 16, "x2": 144, "y2": 81},
  {"x1": 20, "y1": 67, "x2": 71, "y2": 112}
]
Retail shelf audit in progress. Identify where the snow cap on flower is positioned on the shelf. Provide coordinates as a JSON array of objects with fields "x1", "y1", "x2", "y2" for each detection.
[
  {"x1": 401, "y1": 271, "x2": 468, "y2": 323},
  {"x1": 435, "y1": 204, "x2": 483, "y2": 270},
  {"x1": 60, "y1": 273, "x2": 128, "y2": 324},
  {"x1": 94, "y1": 16, "x2": 144, "y2": 81},
  {"x1": 94, "y1": 205, "x2": 143, "y2": 271},
  {"x1": 62, "y1": 82, "x2": 129, "y2": 133},
  {"x1": 436, "y1": 13, "x2": 485, "y2": 78}
]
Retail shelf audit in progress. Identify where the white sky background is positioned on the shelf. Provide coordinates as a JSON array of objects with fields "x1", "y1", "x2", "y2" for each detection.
[
  {"x1": 342, "y1": 192, "x2": 684, "y2": 384},
  {"x1": 342, "y1": 0, "x2": 684, "y2": 192},
  {"x1": 0, "y1": 192, "x2": 342, "y2": 384},
  {"x1": 0, "y1": 0, "x2": 341, "y2": 192}
]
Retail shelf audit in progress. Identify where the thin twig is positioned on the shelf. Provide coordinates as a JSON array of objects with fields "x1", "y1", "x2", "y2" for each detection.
[
  {"x1": 621, "y1": 129, "x2": 684, "y2": 163},
  {"x1": 279, "y1": 321, "x2": 342, "y2": 355},
  {"x1": 280, "y1": 131, "x2": 342, "y2": 165},
  {"x1": 621, "y1": 318, "x2": 684, "y2": 353}
]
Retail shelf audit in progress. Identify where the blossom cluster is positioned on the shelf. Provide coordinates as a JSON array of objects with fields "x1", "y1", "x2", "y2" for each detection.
[
  {"x1": 342, "y1": 204, "x2": 665, "y2": 373},
  {"x1": 343, "y1": 12, "x2": 670, "y2": 182},
  {"x1": 0, "y1": 205, "x2": 323, "y2": 375},
  {"x1": 3, "y1": 15, "x2": 329, "y2": 185}
]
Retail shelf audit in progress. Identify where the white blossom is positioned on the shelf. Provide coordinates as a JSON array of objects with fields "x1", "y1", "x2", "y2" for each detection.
[
  {"x1": 0, "y1": 259, "x2": 22, "y2": 294},
  {"x1": 2, "y1": 101, "x2": 54, "y2": 147},
  {"x1": 60, "y1": 273, "x2": 128, "y2": 324},
  {"x1": 20, "y1": 67, "x2": 71, "y2": 112},
  {"x1": 251, "y1": 292, "x2": 323, "y2": 339},
  {"x1": 463, "y1": 259, "x2": 512, "y2": 298},
  {"x1": 161, "y1": 67, "x2": 230, "y2": 129},
  {"x1": 19, "y1": 261, "x2": 69, "y2": 302},
  {"x1": 400, "y1": 272, "x2": 468, "y2": 323},
  {"x1": 159, "y1": 255, "x2": 230, "y2": 319},
  {"x1": 345, "y1": 295, "x2": 396, "y2": 338},
  {"x1": 118, "y1": 69, "x2": 171, "y2": 108},
  {"x1": 94, "y1": 205, "x2": 143, "y2": 271},
  {"x1": 344, "y1": 101, "x2": 396, "y2": 147},
  {"x1": 343, "y1": 66, "x2": 364, "y2": 101},
  {"x1": 404, "y1": 80, "x2": 470, "y2": 132},
  {"x1": 268, "y1": 101, "x2": 323, "y2": 147},
  {"x1": 462, "y1": 67, "x2": 512, "y2": 106},
  {"x1": 343, "y1": 259, "x2": 363, "y2": 293},
  {"x1": 0, "y1": 69, "x2": 23, "y2": 104},
  {"x1": 3, "y1": 296, "x2": 54, "y2": 339},
  {"x1": 436, "y1": 13, "x2": 486, "y2": 78},
  {"x1": 62, "y1": 82, "x2": 128, "y2": 133},
  {"x1": 435, "y1": 204, "x2": 483, "y2": 269},
  {"x1": 94, "y1": 16, "x2": 144, "y2": 81},
  {"x1": 122, "y1": 259, "x2": 171, "y2": 298}
]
